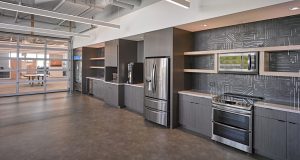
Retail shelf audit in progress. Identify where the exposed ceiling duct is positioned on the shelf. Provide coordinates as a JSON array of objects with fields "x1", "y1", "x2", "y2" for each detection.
[{"x1": 0, "y1": 0, "x2": 158, "y2": 37}]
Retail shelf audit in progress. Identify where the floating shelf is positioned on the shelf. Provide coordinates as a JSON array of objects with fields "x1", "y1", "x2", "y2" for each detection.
[
  {"x1": 184, "y1": 69, "x2": 218, "y2": 74},
  {"x1": 90, "y1": 66, "x2": 105, "y2": 69},
  {"x1": 184, "y1": 45, "x2": 300, "y2": 55},
  {"x1": 90, "y1": 57, "x2": 105, "y2": 60}
]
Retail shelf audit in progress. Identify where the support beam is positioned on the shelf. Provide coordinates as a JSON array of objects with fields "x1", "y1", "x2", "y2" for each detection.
[
  {"x1": 0, "y1": 1, "x2": 120, "y2": 29},
  {"x1": 53, "y1": 0, "x2": 66, "y2": 11},
  {"x1": 0, "y1": 23, "x2": 90, "y2": 38}
]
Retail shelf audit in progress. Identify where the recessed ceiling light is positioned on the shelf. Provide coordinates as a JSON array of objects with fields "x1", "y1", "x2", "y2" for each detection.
[
  {"x1": 289, "y1": 7, "x2": 300, "y2": 11},
  {"x1": 202, "y1": 24, "x2": 208, "y2": 27}
]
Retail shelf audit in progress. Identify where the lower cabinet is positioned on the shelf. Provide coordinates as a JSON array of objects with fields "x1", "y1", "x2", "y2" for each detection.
[
  {"x1": 103, "y1": 83, "x2": 123, "y2": 107},
  {"x1": 124, "y1": 85, "x2": 144, "y2": 114},
  {"x1": 179, "y1": 94, "x2": 212, "y2": 137},
  {"x1": 287, "y1": 112, "x2": 300, "y2": 160},
  {"x1": 254, "y1": 115, "x2": 287, "y2": 160},
  {"x1": 92, "y1": 79, "x2": 105, "y2": 99},
  {"x1": 254, "y1": 107, "x2": 300, "y2": 160}
]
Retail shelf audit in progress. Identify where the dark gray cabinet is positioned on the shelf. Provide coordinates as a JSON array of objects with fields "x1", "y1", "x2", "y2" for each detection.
[
  {"x1": 105, "y1": 40, "x2": 118, "y2": 67},
  {"x1": 254, "y1": 114, "x2": 287, "y2": 160},
  {"x1": 103, "y1": 82, "x2": 124, "y2": 107},
  {"x1": 144, "y1": 28, "x2": 173, "y2": 58},
  {"x1": 254, "y1": 107, "x2": 300, "y2": 160},
  {"x1": 287, "y1": 112, "x2": 300, "y2": 160},
  {"x1": 92, "y1": 79, "x2": 105, "y2": 99},
  {"x1": 124, "y1": 85, "x2": 144, "y2": 114},
  {"x1": 179, "y1": 94, "x2": 212, "y2": 137}
]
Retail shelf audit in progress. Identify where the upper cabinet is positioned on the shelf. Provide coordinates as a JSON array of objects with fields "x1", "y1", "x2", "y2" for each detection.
[
  {"x1": 104, "y1": 39, "x2": 138, "y2": 83},
  {"x1": 105, "y1": 40, "x2": 118, "y2": 67},
  {"x1": 144, "y1": 28, "x2": 173, "y2": 58}
]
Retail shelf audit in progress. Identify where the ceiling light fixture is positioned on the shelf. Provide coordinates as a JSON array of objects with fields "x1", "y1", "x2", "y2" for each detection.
[
  {"x1": 202, "y1": 24, "x2": 208, "y2": 27},
  {"x1": 289, "y1": 6, "x2": 300, "y2": 11},
  {"x1": 0, "y1": 1, "x2": 120, "y2": 29},
  {"x1": 165, "y1": 0, "x2": 190, "y2": 9},
  {"x1": 0, "y1": 23, "x2": 90, "y2": 38}
]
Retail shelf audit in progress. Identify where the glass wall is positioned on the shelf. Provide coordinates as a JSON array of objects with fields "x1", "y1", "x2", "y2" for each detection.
[{"x1": 0, "y1": 32, "x2": 71, "y2": 96}]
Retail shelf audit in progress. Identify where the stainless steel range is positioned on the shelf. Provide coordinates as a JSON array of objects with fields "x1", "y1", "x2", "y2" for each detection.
[{"x1": 212, "y1": 93, "x2": 263, "y2": 153}]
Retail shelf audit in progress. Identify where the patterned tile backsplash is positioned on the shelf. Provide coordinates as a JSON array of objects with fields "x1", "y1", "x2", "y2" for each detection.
[{"x1": 192, "y1": 15, "x2": 300, "y2": 106}]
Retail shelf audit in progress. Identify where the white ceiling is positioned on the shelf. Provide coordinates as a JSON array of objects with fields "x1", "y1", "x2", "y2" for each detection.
[
  {"x1": 176, "y1": 1, "x2": 300, "y2": 32},
  {"x1": 0, "y1": 0, "x2": 161, "y2": 37}
]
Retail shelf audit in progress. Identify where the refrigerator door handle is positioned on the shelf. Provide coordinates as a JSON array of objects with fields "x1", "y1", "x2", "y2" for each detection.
[
  {"x1": 153, "y1": 64, "x2": 156, "y2": 92},
  {"x1": 151, "y1": 64, "x2": 155, "y2": 92}
]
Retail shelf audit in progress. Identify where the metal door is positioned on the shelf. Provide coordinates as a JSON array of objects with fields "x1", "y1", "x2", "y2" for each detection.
[{"x1": 144, "y1": 58, "x2": 169, "y2": 100}]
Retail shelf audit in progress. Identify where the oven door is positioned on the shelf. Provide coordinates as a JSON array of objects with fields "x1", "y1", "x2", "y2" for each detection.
[
  {"x1": 211, "y1": 106, "x2": 253, "y2": 152},
  {"x1": 213, "y1": 108, "x2": 251, "y2": 130}
]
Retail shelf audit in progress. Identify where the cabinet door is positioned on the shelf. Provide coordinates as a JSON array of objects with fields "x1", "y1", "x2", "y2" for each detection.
[
  {"x1": 136, "y1": 87, "x2": 144, "y2": 114},
  {"x1": 287, "y1": 122, "x2": 300, "y2": 160},
  {"x1": 179, "y1": 95, "x2": 196, "y2": 130},
  {"x1": 195, "y1": 97, "x2": 212, "y2": 137},
  {"x1": 124, "y1": 85, "x2": 131, "y2": 107},
  {"x1": 105, "y1": 40, "x2": 118, "y2": 67},
  {"x1": 144, "y1": 29, "x2": 173, "y2": 58},
  {"x1": 254, "y1": 115, "x2": 287, "y2": 160}
]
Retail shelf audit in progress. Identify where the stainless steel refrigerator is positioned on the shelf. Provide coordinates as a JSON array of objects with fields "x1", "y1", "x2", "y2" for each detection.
[{"x1": 144, "y1": 57, "x2": 169, "y2": 126}]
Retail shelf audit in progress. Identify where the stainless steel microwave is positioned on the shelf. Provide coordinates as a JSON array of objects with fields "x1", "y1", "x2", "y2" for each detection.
[{"x1": 218, "y1": 52, "x2": 259, "y2": 74}]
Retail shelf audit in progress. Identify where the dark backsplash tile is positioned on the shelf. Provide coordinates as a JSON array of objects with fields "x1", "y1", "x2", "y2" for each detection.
[{"x1": 192, "y1": 15, "x2": 300, "y2": 106}]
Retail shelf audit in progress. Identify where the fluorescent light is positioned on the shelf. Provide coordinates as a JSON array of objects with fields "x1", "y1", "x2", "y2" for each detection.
[
  {"x1": 165, "y1": 0, "x2": 190, "y2": 9},
  {"x1": 0, "y1": 1, "x2": 120, "y2": 29},
  {"x1": 289, "y1": 7, "x2": 300, "y2": 11},
  {"x1": 0, "y1": 23, "x2": 90, "y2": 38}
]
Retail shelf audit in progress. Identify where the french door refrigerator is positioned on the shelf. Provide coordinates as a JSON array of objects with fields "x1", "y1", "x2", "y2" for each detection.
[{"x1": 144, "y1": 57, "x2": 169, "y2": 127}]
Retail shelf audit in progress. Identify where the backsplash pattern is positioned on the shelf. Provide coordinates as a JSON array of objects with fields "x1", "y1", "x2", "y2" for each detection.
[
  {"x1": 192, "y1": 74, "x2": 300, "y2": 107},
  {"x1": 192, "y1": 15, "x2": 300, "y2": 106}
]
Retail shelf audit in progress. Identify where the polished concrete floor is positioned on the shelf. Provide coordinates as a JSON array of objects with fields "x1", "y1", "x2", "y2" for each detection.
[{"x1": 0, "y1": 93, "x2": 260, "y2": 160}]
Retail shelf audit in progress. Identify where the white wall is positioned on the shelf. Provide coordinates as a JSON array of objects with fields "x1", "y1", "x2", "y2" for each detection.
[{"x1": 73, "y1": 0, "x2": 292, "y2": 48}]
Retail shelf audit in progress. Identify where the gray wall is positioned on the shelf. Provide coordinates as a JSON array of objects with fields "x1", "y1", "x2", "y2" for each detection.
[
  {"x1": 137, "y1": 41, "x2": 144, "y2": 62},
  {"x1": 192, "y1": 15, "x2": 300, "y2": 106}
]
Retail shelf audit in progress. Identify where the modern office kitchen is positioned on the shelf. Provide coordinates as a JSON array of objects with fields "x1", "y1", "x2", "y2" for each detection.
[{"x1": 0, "y1": 0, "x2": 300, "y2": 160}]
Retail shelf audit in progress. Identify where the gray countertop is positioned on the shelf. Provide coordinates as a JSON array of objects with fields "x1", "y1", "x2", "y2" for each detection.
[
  {"x1": 255, "y1": 101, "x2": 300, "y2": 114},
  {"x1": 178, "y1": 90, "x2": 216, "y2": 99},
  {"x1": 123, "y1": 83, "x2": 144, "y2": 88},
  {"x1": 178, "y1": 89, "x2": 300, "y2": 114}
]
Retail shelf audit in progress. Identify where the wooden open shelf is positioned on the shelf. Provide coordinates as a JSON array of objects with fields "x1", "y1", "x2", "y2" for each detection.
[
  {"x1": 90, "y1": 66, "x2": 105, "y2": 69},
  {"x1": 184, "y1": 69, "x2": 218, "y2": 74},
  {"x1": 90, "y1": 57, "x2": 105, "y2": 60},
  {"x1": 185, "y1": 45, "x2": 300, "y2": 77},
  {"x1": 184, "y1": 52, "x2": 218, "y2": 74}
]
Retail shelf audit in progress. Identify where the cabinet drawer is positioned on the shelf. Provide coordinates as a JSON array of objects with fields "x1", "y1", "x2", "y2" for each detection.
[
  {"x1": 254, "y1": 107, "x2": 287, "y2": 121},
  {"x1": 144, "y1": 107, "x2": 167, "y2": 126},
  {"x1": 287, "y1": 112, "x2": 300, "y2": 124},
  {"x1": 179, "y1": 94, "x2": 193, "y2": 102}
]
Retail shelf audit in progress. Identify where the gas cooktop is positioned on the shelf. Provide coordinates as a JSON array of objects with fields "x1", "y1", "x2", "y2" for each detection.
[{"x1": 212, "y1": 93, "x2": 264, "y2": 110}]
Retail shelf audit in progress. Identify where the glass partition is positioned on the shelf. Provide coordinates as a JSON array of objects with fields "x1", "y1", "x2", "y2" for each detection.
[{"x1": 0, "y1": 33, "x2": 71, "y2": 96}]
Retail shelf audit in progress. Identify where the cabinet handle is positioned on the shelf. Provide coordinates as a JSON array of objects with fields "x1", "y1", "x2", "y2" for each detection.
[
  {"x1": 289, "y1": 122, "x2": 297, "y2": 125},
  {"x1": 194, "y1": 103, "x2": 199, "y2": 104},
  {"x1": 277, "y1": 120, "x2": 286, "y2": 123},
  {"x1": 189, "y1": 102, "x2": 194, "y2": 104}
]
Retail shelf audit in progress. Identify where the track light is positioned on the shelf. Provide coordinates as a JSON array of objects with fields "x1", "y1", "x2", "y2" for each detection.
[{"x1": 165, "y1": 0, "x2": 190, "y2": 9}]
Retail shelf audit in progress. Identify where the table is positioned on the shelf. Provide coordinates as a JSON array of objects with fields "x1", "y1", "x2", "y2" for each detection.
[{"x1": 23, "y1": 74, "x2": 47, "y2": 86}]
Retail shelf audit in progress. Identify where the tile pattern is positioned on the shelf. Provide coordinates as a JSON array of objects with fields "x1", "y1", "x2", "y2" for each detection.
[{"x1": 192, "y1": 15, "x2": 300, "y2": 106}]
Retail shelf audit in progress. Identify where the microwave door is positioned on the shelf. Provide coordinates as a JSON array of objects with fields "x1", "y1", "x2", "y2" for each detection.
[{"x1": 219, "y1": 54, "x2": 242, "y2": 72}]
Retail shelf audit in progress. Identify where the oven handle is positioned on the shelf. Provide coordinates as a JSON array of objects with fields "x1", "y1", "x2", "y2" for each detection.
[
  {"x1": 212, "y1": 105, "x2": 252, "y2": 117},
  {"x1": 213, "y1": 121, "x2": 249, "y2": 132}
]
